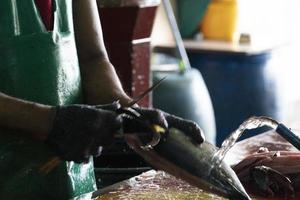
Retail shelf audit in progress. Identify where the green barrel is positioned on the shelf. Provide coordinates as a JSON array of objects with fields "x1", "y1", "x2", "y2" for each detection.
[
  {"x1": 176, "y1": 0, "x2": 211, "y2": 38},
  {"x1": 153, "y1": 68, "x2": 216, "y2": 144},
  {"x1": 0, "y1": 0, "x2": 96, "y2": 199}
]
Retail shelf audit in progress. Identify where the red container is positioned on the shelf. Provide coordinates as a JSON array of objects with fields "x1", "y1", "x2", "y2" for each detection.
[{"x1": 98, "y1": 2, "x2": 159, "y2": 107}]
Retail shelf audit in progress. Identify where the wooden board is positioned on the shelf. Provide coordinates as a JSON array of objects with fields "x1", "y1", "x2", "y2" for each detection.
[{"x1": 94, "y1": 170, "x2": 227, "y2": 200}]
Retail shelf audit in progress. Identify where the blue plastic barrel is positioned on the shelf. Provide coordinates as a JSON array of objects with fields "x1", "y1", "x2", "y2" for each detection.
[{"x1": 188, "y1": 51, "x2": 284, "y2": 146}]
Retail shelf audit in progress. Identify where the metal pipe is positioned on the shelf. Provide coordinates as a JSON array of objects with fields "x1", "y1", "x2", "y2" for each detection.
[
  {"x1": 276, "y1": 123, "x2": 300, "y2": 151},
  {"x1": 162, "y1": 0, "x2": 191, "y2": 71}
]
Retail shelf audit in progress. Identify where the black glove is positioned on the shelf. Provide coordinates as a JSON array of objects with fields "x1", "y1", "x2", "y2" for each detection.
[
  {"x1": 46, "y1": 104, "x2": 122, "y2": 163},
  {"x1": 122, "y1": 107, "x2": 205, "y2": 144},
  {"x1": 93, "y1": 101, "x2": 121, "y2": 111}
]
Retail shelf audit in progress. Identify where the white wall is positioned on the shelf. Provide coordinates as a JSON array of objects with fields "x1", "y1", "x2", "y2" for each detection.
[{"x1": 237, "y1": 0, "x2": 300, "y2": 44}]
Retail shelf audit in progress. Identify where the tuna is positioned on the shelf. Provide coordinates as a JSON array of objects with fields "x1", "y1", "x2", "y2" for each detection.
[{"x1": 125, "y1": 128, "x2": 251, "y2": 200}]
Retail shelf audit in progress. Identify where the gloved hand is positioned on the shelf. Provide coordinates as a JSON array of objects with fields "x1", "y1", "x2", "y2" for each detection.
[
  {"x1": 122, "y1": 107, "x2": 205, "y2": 145},
  {"x1": 46, "y1": 103, "x2": 122, "y2": 163}
]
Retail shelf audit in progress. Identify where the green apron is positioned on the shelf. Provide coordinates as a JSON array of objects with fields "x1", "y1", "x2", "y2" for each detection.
[{"x1": 0, "y1": 0, "x2": 96, "y2": 199}]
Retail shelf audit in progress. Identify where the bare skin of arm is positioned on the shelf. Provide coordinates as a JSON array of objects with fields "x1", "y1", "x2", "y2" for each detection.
[
  {"x1": 73, "y1": 0, "x2": 133, "y2": 106},
  {"x1": 0, "y1": 0, "x2": 131, "y2": 141},
  {"x1": 0, "y1": 92, "x2": 55, "y2": 141}
]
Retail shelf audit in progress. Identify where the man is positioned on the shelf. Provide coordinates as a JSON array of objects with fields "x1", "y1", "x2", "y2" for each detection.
[{"x1": 0, "y1": 0, "x2": 204, "y2": 199}]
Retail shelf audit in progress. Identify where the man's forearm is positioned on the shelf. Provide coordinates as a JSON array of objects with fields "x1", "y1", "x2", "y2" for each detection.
[
  {"x1": 0, "y1": 92, "x2": 55, "y2": 140},
  {"x1": 73, "y1": 0, "x2": 133, "y2": 107},
  {"x1": 79, "y1": 58, "x2": 133, "y2": 106}
]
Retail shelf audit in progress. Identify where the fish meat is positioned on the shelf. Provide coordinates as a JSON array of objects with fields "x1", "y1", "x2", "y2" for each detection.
[{"x1": 233, "y1": 147, "x2": 300, "y2": 198}]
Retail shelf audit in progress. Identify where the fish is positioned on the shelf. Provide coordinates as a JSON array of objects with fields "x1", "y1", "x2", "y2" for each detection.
[{"x1": 125, "y1": 128, "x2": 251, "y2": 200}]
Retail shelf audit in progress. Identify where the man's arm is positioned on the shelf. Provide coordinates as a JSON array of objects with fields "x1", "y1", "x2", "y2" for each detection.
[
  {"x1": 73, "y1": 0, "x2": 132, "y2": 106},
  {"x1": 0, "y1": 92, "x2": 55, "y2": 140},
  {"x1": 0, "y1": 91, "x2": 123, "y2": 163},
  {"x1": 71, "y1": 1, "x2": 205, "y2": 155}
]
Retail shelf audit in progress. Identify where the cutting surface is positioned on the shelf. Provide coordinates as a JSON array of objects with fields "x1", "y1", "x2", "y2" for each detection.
[{"x1": 96, "y1": 170, "x2": 226, "y2": 200}]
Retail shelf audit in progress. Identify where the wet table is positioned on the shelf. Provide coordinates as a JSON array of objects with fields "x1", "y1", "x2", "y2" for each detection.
[{"x1": 94, "y1": 170, "x2": 226, "y2": 200}]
